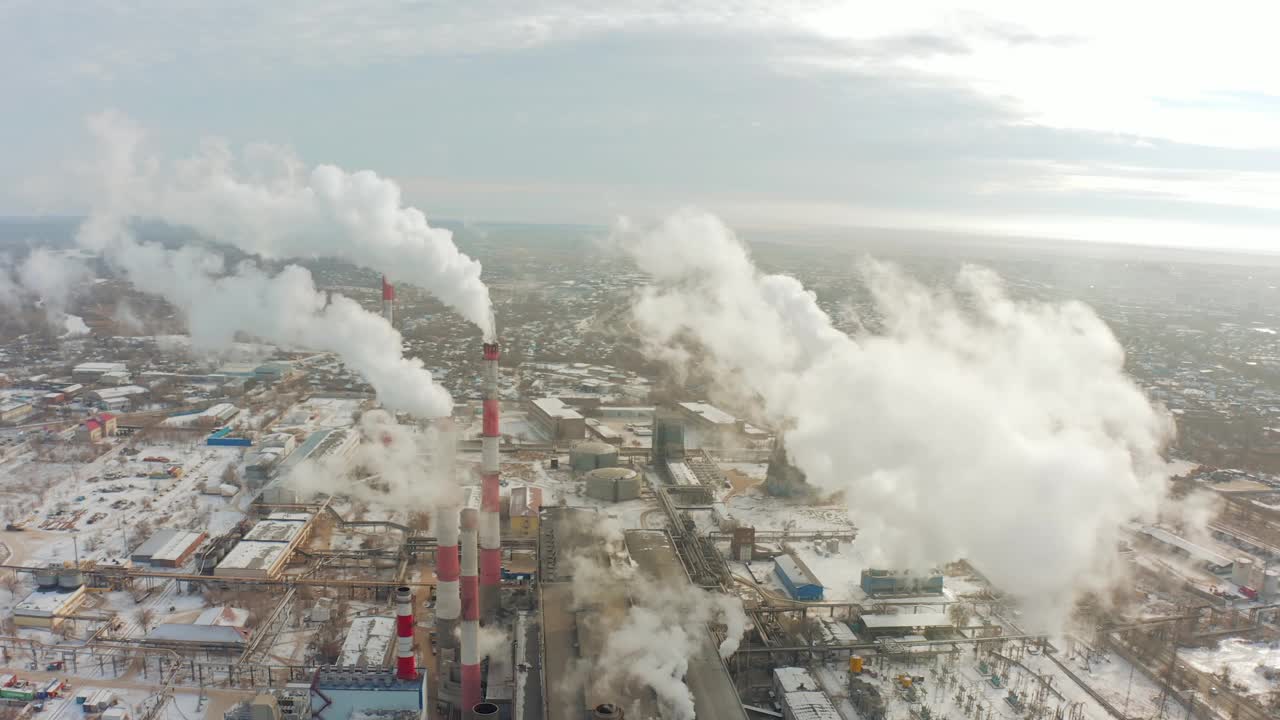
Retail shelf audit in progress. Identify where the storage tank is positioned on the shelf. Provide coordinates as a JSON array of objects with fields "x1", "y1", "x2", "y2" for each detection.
[
  {"x1": 584, "y1": 467, "x2": 640, "y2": 502},
  {"x1": 570, "y1": 441, "x2": 618, "y2": 473},
  {"x1": 34, "y1": 567, "x2": 59, "y2": 589},
  {"x1": 1232, "y1": 557, "x2": 1254, "y2": 587},
  {"x1": 58, "y1": 568, "x2": 84, "y2": 589},
  {"x1": 1263, "y1": 569, "x2": 1280, "y2": 600}
]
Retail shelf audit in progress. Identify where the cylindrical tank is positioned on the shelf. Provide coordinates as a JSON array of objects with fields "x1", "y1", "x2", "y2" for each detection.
[
  {"x1": 570, "y1": 441, "x2": 618, "y2": 473},
  {"x1": 34, "y1": 567, "x2": 59, "y2": 589},
  {"x1": 1263, "y1": 569, "x2": 1280, "y2": 599},
  {"x1": 1232, "y1": 557, "x2": 1254, "y2": 587},
  {"x1": 584, "y1": 467, "x2": 640, "y2": 502},
  {"x1": 58, "y1": 569, "x2": 84, "y2": 589},
  {"x1": 593, "y1": 704, "x2": 623, "y2": 720},
  {"x1": 850, "y1": 655, "x2": 864, "y2": 674}
]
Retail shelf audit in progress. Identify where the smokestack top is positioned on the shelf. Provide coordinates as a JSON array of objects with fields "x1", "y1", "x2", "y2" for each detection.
[
  {"x1": 395, "y1": 586, "x2": 411, "y2": 602},
  {"x1": 483, "y1": 341, "x2": 499, "y2": 360},
  {"x1": 382, "y1": 275, "x2": 394, "y2": 301}
]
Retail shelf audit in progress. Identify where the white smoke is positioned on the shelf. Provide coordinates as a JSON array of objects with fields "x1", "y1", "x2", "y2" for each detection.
[
  {"x1": 78, "y1": 219, "x2": 452, "y2": 418},
  {"x1": 618, "y1": 209, "x2": 1175, "y2": 630},
  {"x1": 83, "y1": 110, "x2": 495, "y2": 339},
  {"x1": 565, "y1": 525, "x2": 747, "y2": 720},
  {"x1": 289, "y1": 411, "x2": 458, "y2": 508},
  {"x1": 111, "y1": 300, "x2": 146, "y2": 334},
  {"x1": 0, "y1": 248, "x2": 92, "y2": 333}
]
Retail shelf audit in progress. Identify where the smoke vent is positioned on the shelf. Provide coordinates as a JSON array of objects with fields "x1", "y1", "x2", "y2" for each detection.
[{"x1": 471, "y1": 703, "x2": 499, "y2": 719}]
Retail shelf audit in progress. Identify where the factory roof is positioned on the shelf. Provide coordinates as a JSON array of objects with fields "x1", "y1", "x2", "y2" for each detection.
[
  {"x1": 148, "y1": 531, "x2": 205, "y2": 563},
  {"x1": 783, "y1": 692, "x2": 842, "y2": 720},
  {"x1": 216, "y1": 540, "x2": 289, "y2": 572},
  {"x1": 774, "y1": 667, "x2": 820, "y2": 694},
  {"x1": 666, "y1": 461, "x2": 700, "y2": 486},
  {"x1": 531, "y1": 397, "x2": 584, "y2": 420},
  {"x1": 1138, "y1": 525, "x2": 1233, "y2": 567},
  {"x1": 14, "y1": 587, "x2": 84, "y2": 617},
  {"x1": 132, "y1": 529, "x2": 181, "y2": 560},
  {"x1": 144, "y1": 624, "x2": 248, "y2": 647},
  {"x1": 195, "y1": 606, "x2": 250, "y2": 627},
  {"x1": 859, "y1": 612, "x2": 953, "y2": 629},
  {"x1": 776, "y1": 555, "x2": 822, "y2": 588},
  {"x1": 245, "y1": 518, "x2": 306, "y2": 543},
  {"x1": 678, "y1": 401, "x2": 737, "y2": 425},
  {"x1": 267, "y1": 511, "x2": 313, "y2": 523},
  {"x1": 338, "y1": 616, "x2": 395, "y2": 667},
  {"x1": 90, "y1": 385, "x2": 148, "y2": 400}
]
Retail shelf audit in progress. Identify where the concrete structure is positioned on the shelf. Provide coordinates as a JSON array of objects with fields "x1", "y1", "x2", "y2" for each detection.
[
  {"x1": 508, "y1": 486, "x2": 543, "y2": 538},
  {"x1": 527, "y1": 397, "x2": 586, "y2": 442},
  {"x1": 584, "y1": 418, "x2": 623, "y2": 445},
  {"x1": 1136, "y1": 525, "x2": 1234, "y2": 575},
  {"x1": 855, "y1": 612, "x2": 954, "y2": 638},
  {"x1": 214, "y1": 541, "x2": 291, "y2": 578},
  {"x1": 338, "y1": 616, "x2": 396, "y2": 667},
  {"x1": 538, "y1": 507, "x2": 749, "y2": 720},
  {"x1": 652, "y1": 409, "x2": 686, "y2": 462},
  {"x1": 244, "y1": 518, "x2": 307, "y2": 543},
  {"x1": 859, "y1": 568, "x2": 945, "y2": 596},
  {"x1": 583, "y1": 467, "x2": 641, "y2": 502},
  {"x1": 569, "y1": 441, "x2": 618, "y2": 473},
  {"x1": 144, "y1": 624, "x2": 249, "y2": 650},
  {"x1": 775, "y1": 555, "x2": 824, "y2": 601},
  {"x1": 87, "y1": 385, "x2": 148, "y2": 410},
  {"x1": 131, "y1": 529, "x2": 206, "y2": 567},
  {"x1": 13, "y1": 586, "x2": 87, "y2": 629},
  {"x1": 480, "y1": 341, "x2": 502, "y2": 624},
  {"x1": 76, "y1": 412, "x2": 118, "y2": 443},
  {"x1": 1233, "y1": 556, "x2": 1255, "y2": 587}
]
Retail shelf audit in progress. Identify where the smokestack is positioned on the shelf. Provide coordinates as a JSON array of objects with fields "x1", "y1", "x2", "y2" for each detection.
[
  {"x1": 394, "y1": 586, "x2": 417, "y2": 681},
  {"x1": 480, "y1": 341, "x2": 501, "y2": 622},
  {"x1": 381, "y1": 274, "x2": 395, "y2": 325},
  {"x1": 460, "y1": 507, "x2": 481, "y2": 712},
  {"x1": 435, "y1": 503, "x2": 461, "y2": 653}
]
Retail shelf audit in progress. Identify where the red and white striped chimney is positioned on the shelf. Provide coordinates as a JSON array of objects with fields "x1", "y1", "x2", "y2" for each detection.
[
  {"x1": 434, "y1": 502, "x2": 461, "y2": 653},
  {"x1": 381, "y1": 275, "x2": 395, "y2": 325},
  {"x1": 460, "y1": 507, "x2": 482, "y2": 712},
  {"x1": 394, "y1": 586, "x2": 418, "y2": 680},
  {"x1": 479, "y1": 342, "x2": 501, "y2": 623}
]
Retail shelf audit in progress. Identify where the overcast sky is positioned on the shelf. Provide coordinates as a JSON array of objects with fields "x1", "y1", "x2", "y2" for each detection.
[{"x1": 2, "y1": 1, "x2": 1279, "y2": 249}]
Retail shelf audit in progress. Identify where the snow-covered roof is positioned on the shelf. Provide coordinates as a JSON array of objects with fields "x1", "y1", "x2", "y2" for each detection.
[
  {"x1": 678, "y1": 401, "x2": 736, "y2": 425},
  {"x1": 775, "y1": 555, "x2": 822, "y2": 588},
  {"x1": 149, "y1": 531, "x2": 204, "y2": 563},
  {"x1": 14, "y1": 587, "x2": 84, "y2": 617},
  {"x1": 244, "y1": 518, "x2": 306, "y2": 543},
  {"x1": 531, "y1": 397, "x2": 584, "y2": 420},
  {"x1": 859, "y1": 612, "x2": 952, "y2": 629},
  {"x1": 195, "y1": 606, "x2": 250, "y2": 627},
  {"x1": 783, "y1": 692, "x2": 841, "y2": 720},
  {"x1": 145, "y1": 624, "x2": 247, "y2": 646},
  {"x1": 338, "y1": 616, "x2": 396, "y2": 666},
  {"x1": 774, "y1": 667, "x2": 820, "y2": 694},
  {"x1": 217, "y1": 540, "x2": 288, "y2": 572}
]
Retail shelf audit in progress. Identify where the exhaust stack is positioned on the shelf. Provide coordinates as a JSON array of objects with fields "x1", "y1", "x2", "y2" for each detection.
[
  {"x1": 479, "y1": 341, "x2": 501, "y2": 622},
  {"x1": 394, "y1": 586, "x2": 418, "y2": 680},
  {"x1": 435, "y1": 503, "x2": 461, "y2": 653},
  {"x1": 460, "y1": 507, "x2": 481, "y2": 712},
  {"x1": 381, "y1": 275, "x2": 395, "y2": 325}
]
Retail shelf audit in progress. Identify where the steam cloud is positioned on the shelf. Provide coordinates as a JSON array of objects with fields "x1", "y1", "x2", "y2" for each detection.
[
  {"x1": 619, "y1": 210, "x2": 1174, "y2": 629},
  {"x1": 0, "y1": 248, "x2": 92, "y2": 335},
  {"x1": 75, "y1": 113, "x2": 456, "y2": 418},
  {"x1": 565, "y1": 519, "x2": 747, "y2": 720},
  {"x1": 84, "y1": 110, "x2": 494, "y2": 339}
]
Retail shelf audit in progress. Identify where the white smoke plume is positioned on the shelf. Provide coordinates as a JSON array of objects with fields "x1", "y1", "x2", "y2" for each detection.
[
  {"x1": 288, "y1": 411, "x2": 458, "y2": 509},
  {"x1": 565, "y1": 523, "x2": 747, "y2": 720},
  {"x1": 0, "y1": 248, "x2": 92, "y2": 333},
  {"x1": 618, "y1": 209, "x2": 1175, "y2": 630},
  {"x1": 83, "y1": 110, "x2": 495, "y2": 339},
  {"x1": 78, "y1": 218, "x2": 452, "y2": 418}
]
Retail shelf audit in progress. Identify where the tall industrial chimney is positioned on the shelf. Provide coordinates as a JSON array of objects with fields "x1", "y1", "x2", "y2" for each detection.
[
  {"x1": 435, "y1": 502, "x2": 461, "y2": 654},
  {"x1": 479, "y1": 342, "x2": 501, "y2": 622},
  {"x1": 394, "y1": 586, "x2": 418, "y2": 681},
  {"x1": 460, "y1": 507, "x2": 482, "y2": 712},
  {"x1": 381, "y1": 275, "x2": 395, "y2": 325}
]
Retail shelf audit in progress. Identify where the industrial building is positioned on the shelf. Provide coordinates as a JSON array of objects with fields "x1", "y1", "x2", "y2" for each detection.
[
  {"x1": 675, "y1": 401, "x2": 769, "y2": 448},
  {"x1": 143, "y1": 624, "x2": 250, "y2": 652},
  {"x1": 86, "y1": 385, "x2": 149, "y2": 411},
  {"x1": 0, "y1": 399, "x2": 34, "y2": 424},
  {"x1": 1136, "y1": 525, "x2": 1235, "y2": 575},
  {"x1": 131, "y1": 528, "x2": 207, "y2": 567},
  {"x1": 214, "y1": 514, "x2": 311, "y2": 578},
  {"x1": 72, "y1": 362, "x2": 128, "y2": 383},
  {"x1": 854, "y1": 612, "x2": 955, "y2": 639},
  {"x1": 13, "y1": 585, "x2": 87, "y2": 629},
  {"x1": 527, "y1": 397, "x2": 586, "y2": 442},
  {"x1": 583, "y1": 467, "x2": 642, "y2": 502},
  {"x1": 338, "y1": 616, "x2": 396, "y2": 667},
  {"x1": 76, "y1": 412, "x2": 118, "y2": 442},
  {"x1": 507, "y1": 486, "x2": 543, "y2": 538},
  {"x1": 859, "y1": 568, "x2": 945, "y2": 596},
  {"x1": 775, "y1": 554, "x2": 825, "y2": 601}
]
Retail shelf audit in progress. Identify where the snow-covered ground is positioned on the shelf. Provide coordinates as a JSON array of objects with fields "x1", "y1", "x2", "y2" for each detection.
[{"x1": 1183, "y1": 638, "x2": 1280, "y2": 698}]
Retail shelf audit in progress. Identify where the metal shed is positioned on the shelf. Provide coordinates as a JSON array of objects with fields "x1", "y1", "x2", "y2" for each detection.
[{"x1": 774, "y1": 555, "x2": 824, "y2": 601}]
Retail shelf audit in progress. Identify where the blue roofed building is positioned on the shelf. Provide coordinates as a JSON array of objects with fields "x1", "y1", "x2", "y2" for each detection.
[{"x1": 775, "y1": 554, "x2": 824, "y2": 601}]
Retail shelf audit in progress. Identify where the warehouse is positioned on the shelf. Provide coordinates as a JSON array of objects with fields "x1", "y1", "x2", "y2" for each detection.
[
  {"x1": 131, "y1": 529, "x2": 206, "y2": 567},
  {"x1": 775, "y1": 554, "x2": 825, "y2": 601},
  {"x1": 13, "y1": 586, "x2": 87, "y2": 629},
  {"x1": 214, "y1": 540, "x2": 291, "y2": 579},
  {"x1": 527, "y1": 397, "x2": 586, "y2": 441},
  {"x1": 72, "y1": 362, "x2": 127, "y2": 383},
  {"x1": 338, "y1": 616, "x2": 396, "y2": 667},
  {"x1": 855, "y1": 612, "x2": 954, "y2": 639},
  {"x1": 244, "y1": 517, "x2": 307, "y2": 543},
  {"x1": 783, "y1": 691, "x2": 842, "y2": 720}
]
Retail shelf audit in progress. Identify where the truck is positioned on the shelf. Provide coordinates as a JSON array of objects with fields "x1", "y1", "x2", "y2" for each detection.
[
  {"x1": 0, "y1": 682, "x2": 36, "y2": 701},
  {"x1": 1239, "y1": 586, "x2": 1258, "y2": 600}
]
